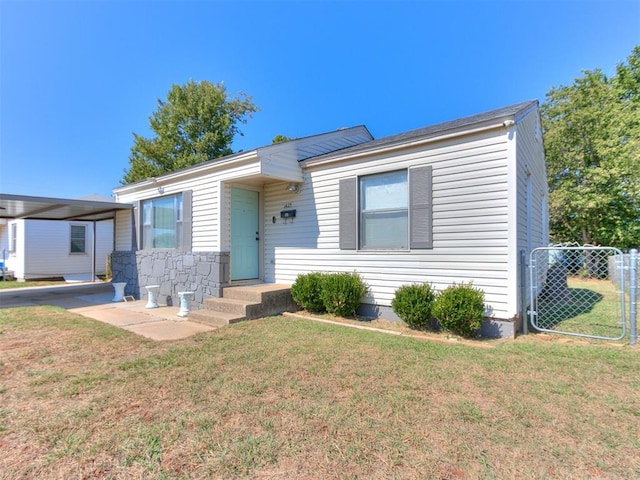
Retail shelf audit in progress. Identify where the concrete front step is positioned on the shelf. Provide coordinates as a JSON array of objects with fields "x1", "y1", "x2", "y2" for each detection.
[
  {"x1": 189, "y1": 283, "x2": 298, "y2": 327},
  {"x1": 222, "y1": 284, "x2": 294, "y2": 302},
  {"x1": 188, "y1": 309, "x2": 246, "y2": 327},
  {"x1": 203, "y1": 297, "x2": 262, "y2": 317}
]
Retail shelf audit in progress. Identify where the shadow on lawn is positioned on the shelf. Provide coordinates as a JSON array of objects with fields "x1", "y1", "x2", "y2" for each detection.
[{"x1": 532, "y1": 288, "x2": 604, "y2": 331}]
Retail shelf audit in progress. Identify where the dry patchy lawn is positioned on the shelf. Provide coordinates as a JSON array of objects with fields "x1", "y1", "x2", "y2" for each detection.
[{"x1": 1, "y1": 306, "x2": 639, "y2": 479}]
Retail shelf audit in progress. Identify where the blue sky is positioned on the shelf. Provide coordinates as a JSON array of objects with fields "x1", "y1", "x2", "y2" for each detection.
[{"x1": 1, "y1": 0, "x2": 638, "y2": 200}]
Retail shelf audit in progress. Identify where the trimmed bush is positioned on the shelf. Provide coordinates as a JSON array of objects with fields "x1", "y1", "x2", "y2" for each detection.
[
  {"x1": 432, "y1": 282, "x2": 485, "y2": 337},
  {"x1": 391, "y1": 283, "x2": 436, "y2": 330},
  {"x1": 290, "y1": 272, "x2": 327, "y2": 312},
  {"x1": 320, "y1": 272, "x2": 368, "y2": 317}
]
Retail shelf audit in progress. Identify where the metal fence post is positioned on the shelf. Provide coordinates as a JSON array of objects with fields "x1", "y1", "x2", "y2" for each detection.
[
  {"x1": 520, "y1": 249, "x2": 528, "y2": 335},
  {"x1": 630, "y1": 249, "x2": 638, "y2": 346}
]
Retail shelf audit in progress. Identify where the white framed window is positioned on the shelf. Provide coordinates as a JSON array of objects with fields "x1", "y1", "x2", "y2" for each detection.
[
  {"x1": 142, "y1": 193, "x2": 184, "y2": 249},
  {"x1": 9, "y1": 223, "x2": 17, "y2": 253},
  {"x1": 70, "y1": 224, "x2": 87, "y2": 254},
  {"x1": 359, "y1": 170, "x2": 408, "y2": 249},
  {"x1": 340, "y1": 166, "x2": 433, "y2": 251}
]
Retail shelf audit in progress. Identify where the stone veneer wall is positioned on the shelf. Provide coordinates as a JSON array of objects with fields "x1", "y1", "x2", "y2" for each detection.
[{"x1": 110, "y1": 250, "x2": 230, "y2": 309}]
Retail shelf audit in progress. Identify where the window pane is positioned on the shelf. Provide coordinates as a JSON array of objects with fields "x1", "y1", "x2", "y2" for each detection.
[
  {"x1": 359, "y1": 170, "x2": 408, "y2": 249},
  {"x1": 361, "y1": 210, "x2": 408, "y2": 249},
  {"x1": 70, "y1": 225, "x2": 86, "y2": 253},
  {"x1": 153, "y1": 196, "x2": 176, "y2": 248},
  {"x1": 142, "y1": 225, "x2": 153, "y2": 249},
  {"x1": 361, "y1": 170, "x2": 407, "y2": 211},
  {"x1": 143, "y1": 202, "x2": 152, "y2": 225},
  {"x1": 10, "y1": 224, "x2": 17, "y2": 252},
  {"x1": 176, "y1": 195, "x2": 183, "y2": 222},
  {"x1": 141, "y1": 194, "x2": 183, "y2": 249}
]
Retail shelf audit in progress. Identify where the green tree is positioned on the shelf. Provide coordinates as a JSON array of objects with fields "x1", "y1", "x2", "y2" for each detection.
[
  {"x1": 271, "y1": 134, "x2": 292, "y2": 144},
  {"x1": 541, "y1": 46, "x2": 640, "y2": 249},
  {"x1": 122, "y1": 80, "x2": 258, "y2": 184}
]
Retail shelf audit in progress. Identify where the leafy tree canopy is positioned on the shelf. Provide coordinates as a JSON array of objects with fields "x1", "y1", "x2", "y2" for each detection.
[
  {"x1": 122, "y1": 80, "x2": 258, "y2": 184},
  {"x1": 271, "y1": 134, "x2": 292, "y2": 144},
  {"x1": 541, "y1": 46, "x2": 640, "y2": 249}
]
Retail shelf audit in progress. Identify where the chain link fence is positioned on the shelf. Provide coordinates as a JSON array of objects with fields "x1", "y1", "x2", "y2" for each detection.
[{"x1": 528, "y1": 246, "x2": 628, "y2": 341}]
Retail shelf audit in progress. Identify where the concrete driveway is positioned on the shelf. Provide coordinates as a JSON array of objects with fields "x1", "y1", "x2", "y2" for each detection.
[{"x1": 0, "y1": 282, "x2": 216, "y2": 341}]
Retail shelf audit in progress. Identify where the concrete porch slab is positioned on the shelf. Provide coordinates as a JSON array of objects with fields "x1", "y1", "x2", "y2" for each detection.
[{"x1": 0, "y1": 282, "x2": 217, "y2": 341}]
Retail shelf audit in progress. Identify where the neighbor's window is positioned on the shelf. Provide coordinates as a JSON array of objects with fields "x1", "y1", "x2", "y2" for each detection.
[
  {"x1": 70, "y1": 225, "x2": 87, "y2": 254},
  {"x1": 142, "y1": 193, "x2": 183, "y2": 249},
  {"x1": 359, "y1": 170, "x2": 408, "y2": 249},
  {"x1": 9, "y1": 223, "x2": 17, "y2": 253}
]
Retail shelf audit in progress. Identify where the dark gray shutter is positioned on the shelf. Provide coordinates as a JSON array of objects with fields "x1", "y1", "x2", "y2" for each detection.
[
  {"x1": 133, "y1": 200, "x2": 141, "y2": 250},
  {"x1": 409, "y1": 166, "x2": 433, "y2": 249},
  {"x1": 339, "y1": 178, "x2": 357, "y2": 250},
  {"x1": 181, "y1": 190, "x2": 192, "y2": 251}
]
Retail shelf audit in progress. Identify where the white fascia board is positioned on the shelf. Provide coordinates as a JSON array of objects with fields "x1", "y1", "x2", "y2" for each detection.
[
  {"x1": 301, "y1": 119, "x2": 513, "y2": 168},
  {"x1": 513, "y1": 101, "x2": 539, "y2": 123},
  {"x1": 113, "y1": 150, "x2": 259, "y2": 198}
]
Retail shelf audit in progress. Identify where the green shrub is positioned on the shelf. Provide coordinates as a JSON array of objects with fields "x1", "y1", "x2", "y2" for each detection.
[
  {"x1": 291, "y1": 272, "x2": 327, "y2": 312},
  {"x1": 391, "y1": 283, "x2": 436, "y2": 330},
  {"x1": 432, "y1": 282, "x2": 485, "y2": 337},
  {"x1": 320, "y1": 272, "x2": 368, "y2": 317}
]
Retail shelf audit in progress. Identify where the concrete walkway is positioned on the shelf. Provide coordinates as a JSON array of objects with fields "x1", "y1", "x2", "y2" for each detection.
[{"x1": 0, "y1": 282, "x2": 216, "y2": 341}]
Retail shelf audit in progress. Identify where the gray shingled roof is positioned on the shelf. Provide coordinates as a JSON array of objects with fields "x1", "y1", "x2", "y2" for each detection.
[{"x1": 302, "y1": 100, "x2": 539, "y2": 163}]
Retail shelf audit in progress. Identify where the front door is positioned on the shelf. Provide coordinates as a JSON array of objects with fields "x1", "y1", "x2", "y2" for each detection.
[{"x1": 230, "y1": 187, "x2": 260, "y2": 280}]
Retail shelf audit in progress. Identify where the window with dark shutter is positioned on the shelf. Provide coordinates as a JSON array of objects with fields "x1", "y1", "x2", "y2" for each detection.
[
  {"x1": 359, "y1": 170, "x2": 408, "y2": 249},
  {"x1": 338, "y1": 166, "x2": 433, "y2": 251}
]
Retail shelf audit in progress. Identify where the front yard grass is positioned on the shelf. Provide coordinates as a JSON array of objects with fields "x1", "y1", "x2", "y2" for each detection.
[
  {"x1": 0, "y1": 279, "x2": 67, "y2": 290},
  {"x1": 1, "y1": 305, "x2": 639, "y2": 479}
]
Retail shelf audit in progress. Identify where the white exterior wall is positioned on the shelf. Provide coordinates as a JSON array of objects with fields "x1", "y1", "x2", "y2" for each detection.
[
  {"x1": 5, "y1": 220, "x2": 25, "y2": 279},
  {"x1": 114, "y1": 158, "x2": 263, "y2": 252},
  {"x1": 515, "y1": 110, "x2": 547, "y2": 251},
  {"x1": 112, "y1": 128, "x2": 372, "y2": 254},
  {"x1": 0, "y1": 224, "x2": 8, "y2": 267},
  {"x1": 264, "y1": 129, "x2": 517, "y2": 320},
  {"x1": 115, "y1": 209, "x2": 132, "y2": 251},
  {"x1": 6, "y1": 219, "x2": 113, "y2": 280},
  {"x1": 109, "y1": 107, "x2": 546, "y2": 326},
  {"x1": 513, "y1": 109, "x2": 548, "y2": 312}
]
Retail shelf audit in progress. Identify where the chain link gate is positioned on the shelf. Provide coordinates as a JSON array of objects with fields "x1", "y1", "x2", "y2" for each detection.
[{"x1": 528, "y1": 246, "x2": 627, "y2": 341}]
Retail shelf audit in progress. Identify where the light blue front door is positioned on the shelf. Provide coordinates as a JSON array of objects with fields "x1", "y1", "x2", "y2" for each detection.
[{"x1": 230, "y1": 187, "x2": 260, "y2": 280}]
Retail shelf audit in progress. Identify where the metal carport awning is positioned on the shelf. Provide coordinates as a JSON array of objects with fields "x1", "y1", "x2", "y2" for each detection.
[
  {"x1": 0, "y1": 193, "x2": 133, "y2": 222},
  {"x1": 0, "y1": 193, "x2": 134, "y2": 282}
]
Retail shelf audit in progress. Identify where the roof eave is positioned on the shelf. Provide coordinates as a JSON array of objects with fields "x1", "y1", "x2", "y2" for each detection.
[
  {"x1": 301, "y1": 100, "x2": 538, "y2": 168},
  {"x1": 301, "y1": 117, "x2": 511, "y2": 168},
  {"x1": 113, "y1": 150, "x2": 260, "y2": 196}
]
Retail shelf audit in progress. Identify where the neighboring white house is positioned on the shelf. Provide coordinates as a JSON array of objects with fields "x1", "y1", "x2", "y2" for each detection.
[
  {"x1": 1, "y1": 219, "x2": 113, "y2": 281},
  {"x1": 111, "y1": 100, "x2": 548, "y2": 337},
  {"x1": 0, "y1": 195, "x2": 123, "y2": 281}
]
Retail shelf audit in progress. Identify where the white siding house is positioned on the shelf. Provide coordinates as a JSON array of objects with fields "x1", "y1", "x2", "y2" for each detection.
[
  {"x1": 1, "y1": 219, "x2": 114, "y2": 280},
  {"x1": 112, "y1": 101, "x2": 547, "y2": 337}
]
